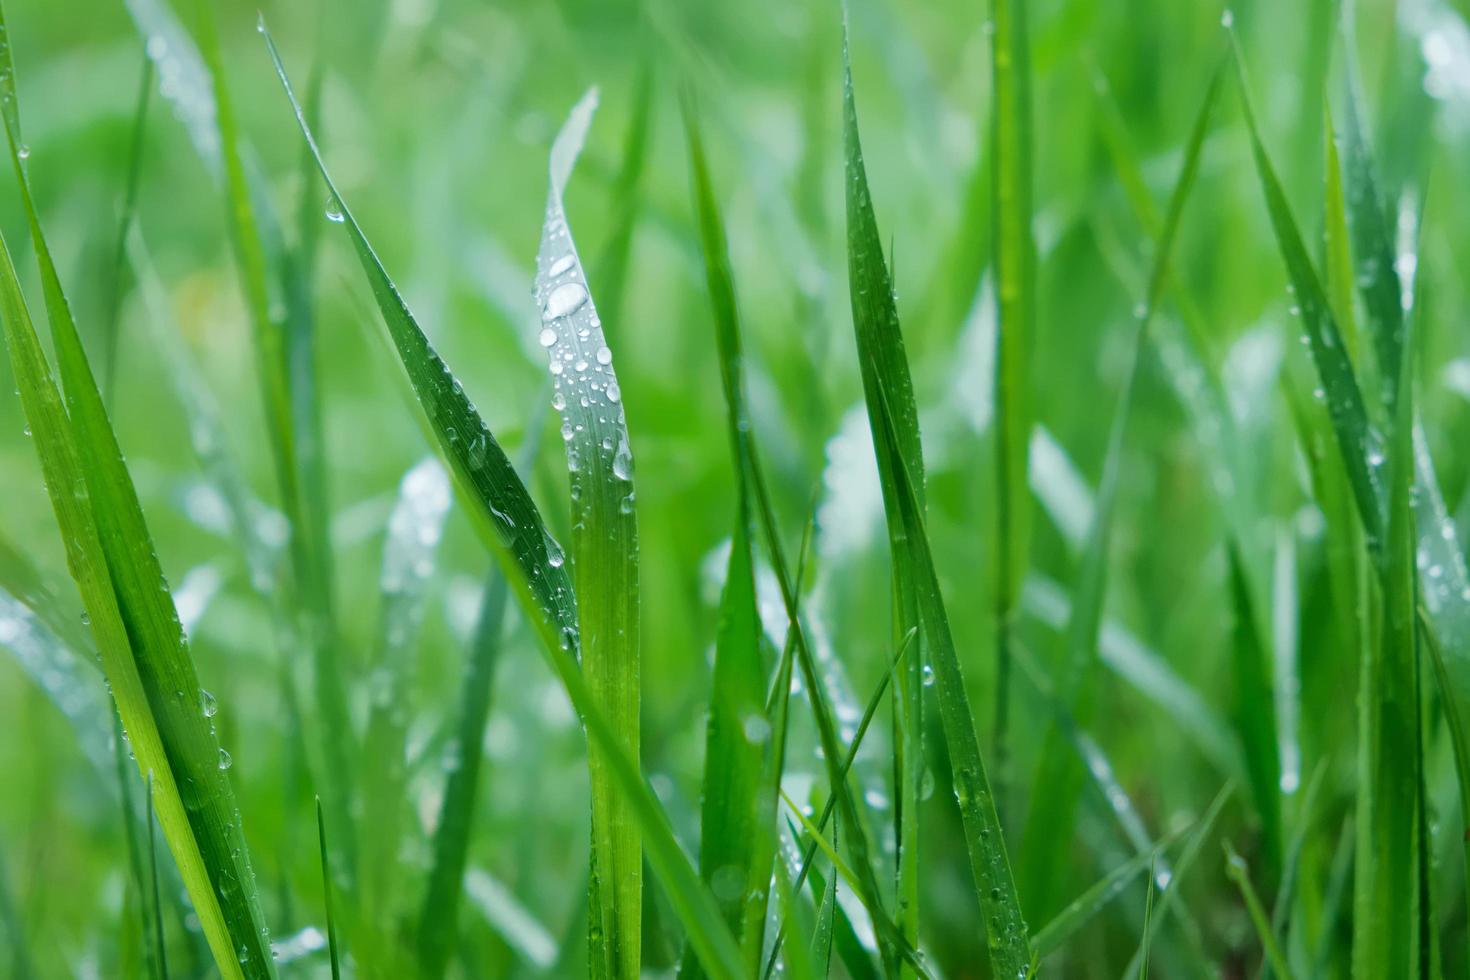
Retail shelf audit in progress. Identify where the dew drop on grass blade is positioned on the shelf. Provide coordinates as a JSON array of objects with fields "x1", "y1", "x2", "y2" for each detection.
[
  {"x1": 261, "y1": 29, "x2": 744, "y2": 979},
  {"x1": 0, "y1": 7, "x2": 275, "y2": 973},
  {"x1": 839, "y1": 25, "x2": 925, "y2": 959},
  {"x1": 534, "y1": 87, "x2": 643, "y2": 980},
  {"x1": 681, "y1": 93, "x2": 782, "y2": 974}
]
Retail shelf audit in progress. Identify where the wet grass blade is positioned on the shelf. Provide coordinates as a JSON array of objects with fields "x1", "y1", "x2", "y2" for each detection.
[
  {"x1": 263, "y1": 32, "x2": 744, "y2": 979},
  {"x1": 990, "y1": 0, "x2": 1036, "y2": 790},
  {"x1": 145, "y1": 773, "x2": 170, "y2": 980},
  {"x1": 358, "y1": 458, "x2": 452, "y2": 972},
  {"x1": 316, "y1": 799, "x2": 342, "y2": 980},
  {"x1": 869, "y1": 385, "x2": 1029, "y2": 976},
  {"x1": 535, "y1": 89, "x2": 643, "y2": 980},
  {"x1": 839, "y1": 27, "x2": 924, "y2": 957},
  {"x1": 1224, "y1": 843, "x2": 1296, "y2": 979},
  {"x1": 1019, "y1": 58, "x2": 1223, "y2": 922},
  {"x1": 0, "y1": 7, "x2": 274, "y2": 972}
]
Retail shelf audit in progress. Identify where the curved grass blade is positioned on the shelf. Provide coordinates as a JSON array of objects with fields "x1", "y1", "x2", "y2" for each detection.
[
  {"x1": 990, "y1": 0, "x2": 1036, "y2": 785},
  {"x1": 358, "y1": 458, "x2": 452, "y2": 973},
  {"x1": 0, "y1": 10, "x2": 274, "y2": 973},
  {"x1": 534, "y1": 89, "x2": 642, "y2": 980},
  {"x1": 1223, "y1": 843, "x2": 1296, "y2": 979},
  {"x1": 315, "y1": 799, "x2": 342, "y2": 980},
  {"x1": 839, "y1": 27, "x2": 925, "y2": 959},
  {"x1": 869, "y1": 385, "x2": 1029, "y2": 977},
  {"x1": 681, "y1": 93, "x2": 780, "y2": 972},
  {"x1": 263, "y1": 31, "x2": 743, "y2": 979},
  {"x1": 1018, "y1": 58, "x2": 1223, "y2": 922}
]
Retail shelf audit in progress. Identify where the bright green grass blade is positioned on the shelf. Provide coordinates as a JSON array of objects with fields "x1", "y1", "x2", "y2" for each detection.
[
  {"x1": 187, "y1": 0, "x2": 354, "y2": 861},
  {"x1": 0, "y1": 12, "x2": 274, "y2": 975},
  {"x1": 1335, "y1": 25, "x2": 1403, "y2": 414},
  {"x1": 990, "y1": 0, "x2": 1035, "y2": 781},
  {"x1": 1121, "y1": 782, "x2": 1232, "y2": 977},
  {"x1": 1224, "y1": 843, "x2": 1297, "y2": 979},
  {"x1": 358, "y1": 458, "x2": 453, "y2": 974},
  {"x1": 145, "y1": 773, "x2": 170, "y2": 980},
  {"x1": 263, "y1": 32, "x2": 743, "y2": 979},
  {"x1": 839, "y1": 28, "x2": 925, "y2": 960},
  {"x1": 595, "y1": 65, "x2": 653, "y2": 338},
  {"x1": 535, "y1": 88, "x2": 642, "y2": 980},
  {"x1": 782, "y1": 791, "x2": 864, "y2": 904},
  {"x1": 102, "y1": 49, "x2": 152, "y2": 405},
  {"x1": 315, "y1": 799, "x2": 342, "y2": 980},
  {"x1": 1019, "y1": 57, "x2": 1223, "y2": 922},
  {"x1": 112, "y1": 706, "x2": 155, "y2": 980},
  {"x1": 1225, "y1": 544, "x2": 1283, "y2": 875},
  {"x1": 810, "y1": 835, "x2": 838, "y2": 978},
  {"x1": 1231, "y1": 38, "x2": 1383, "y2": 553},
  {"x1": 869, "y1": 386, "x2": 1029, "y2": 976},
  {"x1": 681, "y1": 93, "x2": 780, "y2": 971}
]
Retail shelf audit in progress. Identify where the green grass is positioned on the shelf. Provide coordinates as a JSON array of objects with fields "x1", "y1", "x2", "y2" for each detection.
[{"x1": 5, "y1": 0, "x2": 1470, "y2": 977}]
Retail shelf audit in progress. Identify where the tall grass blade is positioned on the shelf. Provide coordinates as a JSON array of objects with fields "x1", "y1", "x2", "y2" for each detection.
[
  {"x1": 869, "y1": 385, "x2": 1030, "y2": 976},
  {"x1": 1226, "y1": 545, "x2": 1284, "y2": 874},
  {"x1": 1030, "y1": 833, "x2": 1180, "y2": 960},
  {"x1": 102, "y1": 50, "x2": 152, "y2": 405},
  {"x1": 315, "y1": 799, "x2": 342, "y2": 980},
  {"x1": 263, "y1": 32, "x2": 744, "y2": 978},
  {"x1": 1018, "y1": 58, "x2": 1223, "y2": 921},
  {"x1": 1223, "y1": 843, "x2": 1296, "y2": 979},
  {"x1": 535, "y1": 88, "x2": 643, "y2": 980},
  {"x1": 839, "y1": 27, "x2": 925, "y2": 962},
  {"x1": 0, "y1": 7, "x2": 274, "y2": 972},
  {"x1": 145, "y1": 773, "x2": 170, "y2": 980},
  {"x1": 990, "y1": 0, "x2": 1036, "y2": 784},
  {"x1": 1138, "y1": 855, "x2": 1156, "y2": 980}
]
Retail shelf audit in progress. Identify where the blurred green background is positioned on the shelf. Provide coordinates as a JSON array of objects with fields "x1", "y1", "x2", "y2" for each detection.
[{"x1": 2, "y1": 0, "x2": 1468, "y2": 975}]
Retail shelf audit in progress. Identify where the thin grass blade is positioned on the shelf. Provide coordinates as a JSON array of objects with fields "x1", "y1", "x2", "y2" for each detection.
[
  {"x1": 1224, "y1": 843, "x2": 1297, "y2": 979},
  {"x1": 315, "y1": 799, "x2": 342, "y2": 980}
]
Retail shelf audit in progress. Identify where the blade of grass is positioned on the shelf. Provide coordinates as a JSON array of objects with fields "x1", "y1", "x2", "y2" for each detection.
[
  {"x1": 145, "y1": 773, "x2": 169, "y2": 980},
  {"x1": 0, "y1": 8, "x2": 275, "y2": 972},
  {"x1": 462, "y1": 867, "x2": 559, "y2": 971},
  {"x1": 869, "y1": 383, "x2": 1029, "y2": 976},
  {"x1": 1138, "y1": 855, "x2": 1157, "y2": 980},
  {"x1": 0, "y1": 842, "x2": 33, "y2": 980},
  {"x1": 594, "y1": 65, "x2": 653, "y2": 338},
  {"x1": 316, "y1": 799, "x2": 342, "y2": 980},
  {"x1": 839, "y1": 26, "x2": 925, "y2": 963},
  {"x1": 534, "y1": 88, "x2": 642, "y2": 980},
  {"x1": 1224, "y1": 843, "x2": 1297, "y2": 980},
  {"x1": 1226, "y1": 544, "x2": 1284, "y2": 876},
  {"x1": 264, "y1": 31, "x2": 744, "y2": 978},
  {"x1": 1030, "y1": 833, "x2": 1181, "y2": 960},
  {"x1": 990, "y1": 0, "x2": 1036, "y2": 805},
  {"x1": 1019, "y1": 56, "x2": 1224, "y2": 922},
  {"x1": 1322, "y1": 104, "x2": 1362, "y2": 367},
  {"x1": 102, "y1": 49, "x2": 153, "y2": 406}
]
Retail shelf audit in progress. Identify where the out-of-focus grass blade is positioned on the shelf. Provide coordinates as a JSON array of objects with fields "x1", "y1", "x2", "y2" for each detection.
[
  {"x1": 1030, "y1": 834, "x2": 1180, "y2": 960},
  {"x1": 1224, "y1": 843, "x2": 1296, "y2": 979},
  {"x1": 839, "y1": 27, "x2": 925, "y2": 958},
  {"x1": 990, "y1": 0, "x2": 1035, "y2": 792},
  {"x1": 1019, "y1": 58, "x2": 1222, "y2": 922},
  {"x1": 534, "y1": 88, "x2": 642, "y2": 980},
  {"x1": 188, "y1": 0, "x2": 354, "y2": 860},
  {"x1": 1336, "y1": 28, "x2": 1403, "y2": 414},
  {"x1": 358, "y1": 457, "x2": 452, "y2": 973},
  {"x1": 264, "y1": 32, "x2": 744, "y2": 979},
  {"x1": 145, "y1": 773, "x2": 170, "y2": 980},
  {"x1": 0, "y1": 7, "x2": 274, "y2": 973},
  {"x1": 462, "y1": 867, "x2": 559, "y2": 971},
  {"x1": 0, "y1": 843, "x2": 33, "y2": 980},
  {"x1": 1138, "y1": 856, "x2": 1156, "y2": 980},
  {"x1": 315, "y1": 799, "x2": 342, "y2": 980},
  {"x1": 682, "y1": 92, "x2": 783, "y2": 972},
  {"x1": 1322, "y1": 105, "x2": 1362, "y2": 366},
  {"x1": 869, "y1": 386, "x2": 1029, "y2": 976},
  {"x1": 1231, "y1": 39, "x2": 1383, "y2": 552},
  {"x1": 772, "y1": 861, "x2": 816, "y2": 980},
  {"x1": 102, "y1": 50, "x2": 152, "y2": 405},
  {"x1": 1225, "y1": 545, "x2": 1283, "y2": 874},
  {"x1": 595, "y1": 66, "x2": 653, "y2": 337},
  {"x1": 810, "y1": 837, "x2": 838, "y2": 977}
]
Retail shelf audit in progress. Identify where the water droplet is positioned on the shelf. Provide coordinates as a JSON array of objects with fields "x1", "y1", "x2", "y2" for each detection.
[
  {"x1": 742, "y1": 714, "x2": 771, "y2": 743},
  {"x1": 200, "y1": 688, "x2": 218, "y2": 718},
  {"x1": 218, "y1": 748, "x2": 233, "y2": 770},
  {"x1": 552, "y1": 392, "x2": 567, "y2": 411},
  {"x1": 80, "y1": 611, "x2": 91, "y2": 627},
  {"x1": 605, "y1": 382, "x2": 621, "y2": 403},
  {"x1": 922, "y1": 664, "x2": 935, "y2": 686},
  {"x1": 1221, "y1": 8, "x2": 1234, "y2": 27},
  {"x1": 538, "y1": 327, "x2": 558, "y2": 347},
  {"x1": 548, "y1": 551, "x2": 565, "y2": 569},
  {"x1": 324, "y1": 198, "x2": 344, "y2": 223},
  {"x1": 595, "y1": 345, "x2": 613, "y2": 365},
  {"x1": 612, "y1": 439, "x2": 633, "y2": 481},
  {"x1": 16, "y1": 144, "x2": 29, "y2": 160},
  {"x1": 543, "y1": 282, "x2": 589, "y2": 319},
  {"x1": 548, "y1": 253, "x2": 576, "y2": 277}
]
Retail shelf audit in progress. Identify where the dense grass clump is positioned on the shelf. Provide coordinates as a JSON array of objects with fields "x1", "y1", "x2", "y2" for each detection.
[{"x1": 3, "y1": 0, "x2": 1470, "y2": 977}]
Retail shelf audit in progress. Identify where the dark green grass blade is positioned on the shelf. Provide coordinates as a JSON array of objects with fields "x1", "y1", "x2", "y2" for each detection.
[
  {"x1": 358, "y1": 458, "x2": 452, "y2": 971},
  {"x1": 810, "y1": 836, "x2": 838, "y2": 977},
  {"x1": 0, "y1": 842, "x2": 33, "y2": 980},
  {"x1": 1225, "y1": 545, "x2": 1283, "y2": 874},
  {"x1": 595, "y1": 65, "x2": 653, "y2": 337},
  {"x1": 263, "y1": 32, "x2": 743, "y2": 979},
  {"x1": 773, "y1": 860, "x2": 816, "y2": 980},
  {"x1": 990, "y1": 0, "x2": 1036, "y2": 784},
  {"x1": 1019, "y1": 58, "x2": 1223, "y2": 922},
  {"x1": 1231, "y1": 39, "x2": 1383, "y2": 553},
  {"x1": 1336, "y1": 27, "x2": 1403, "y2": 414},
  {"x1": 535, "y1": 89, "x2": 643, "y2": 980},
  {"x1": 1030, "y1": 832, "x2": 1181, "y2": 960},
  {"x1": 681, "y1": 93, "x2": 779, "y2": 972},
  {"x1": 1224, "y1": 844, "x2": 1296, "y2": 979},
  {"x1": 102, "y1": 49, "x2": 152, "y2": 405},
  {"x1": 869, "y1": 386, "x2": 1029, "y2": 976},
  {"x1": 0, "y1": 9, "x2": 274, "y2": 973},
  {"x1": 145, "y1": 773, "x2": 169, "y2": 980},
  {"x1": 417, "y1": 423, "x2": 542, "y2": 980},
  {"x1": 839, "y1": 28, "x2": 925, "y2": 958},
  {"x1": 316, "y1": 799, "x2": 342, "y2": 980},
  {"x1": 1322, "y1": 105, "x2": 1363, "y2": 367},
  {"x1": 1138, "y1": 856, "x2": 1156, "y2": 980}
]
